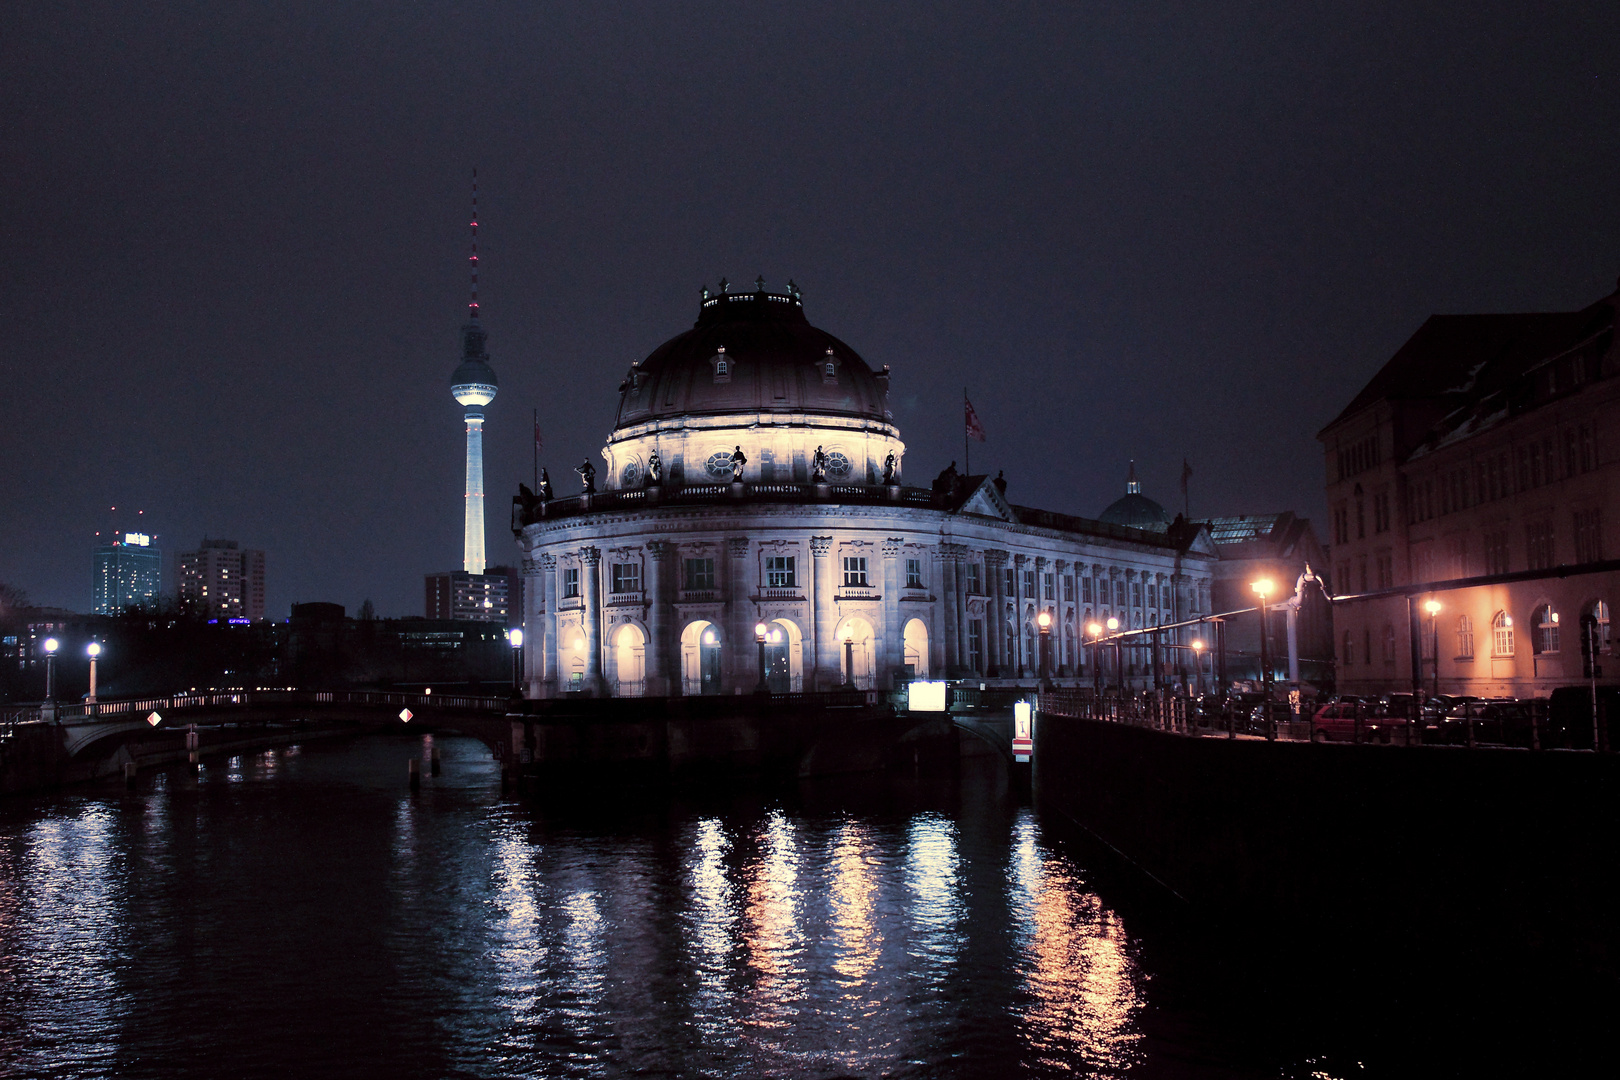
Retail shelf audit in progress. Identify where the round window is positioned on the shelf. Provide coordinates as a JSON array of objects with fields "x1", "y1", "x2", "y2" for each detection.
[
  {"x1": 705, "y1": 451, "x2": 734, "y2": 479},
  {"x1": 621, "y1": 461, "x2": 641, "y2": 488},
  {"x1": 826, "y1": 451, "x2": 852, "y2": 479}
]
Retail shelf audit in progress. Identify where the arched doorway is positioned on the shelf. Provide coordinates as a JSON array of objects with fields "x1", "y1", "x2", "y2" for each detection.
[
  {"x1": 611, "y1": 623, "x2": 646, "y2": 697},
  {"x1": 834, "y1": 615, "x2": 876, "y2": 689},
  {"x1": 764, "y1": 617, "x2": 803, "y2": 693},
  {"x1": 681, "y1": 621, "x2": 723, "y2": 695},
  {"x1": 561, "y1": 620, "x2": 587, "y2": 692},
  {"x1": 902, "y1": 618, "x2": 929, "y2": 680}
]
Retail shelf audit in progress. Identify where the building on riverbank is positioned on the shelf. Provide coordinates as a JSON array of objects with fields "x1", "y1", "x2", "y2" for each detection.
[
  {"x1": 513, "y1": 282, "x2": 1219, "y2": 698},
  {"x1": 177, "y1": 538, "x2": 266, "y2": 622},
  {"x1": 1320, "y1": 279, "x2": 1620, "y2": 697}
]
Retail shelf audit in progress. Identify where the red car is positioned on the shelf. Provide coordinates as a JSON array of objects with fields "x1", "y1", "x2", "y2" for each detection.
[{"x1": 1311, "y1": 701, "x2": 1408, "y2": 744}]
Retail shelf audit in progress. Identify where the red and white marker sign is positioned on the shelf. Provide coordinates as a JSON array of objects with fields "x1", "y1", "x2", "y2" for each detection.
[
  {"x1": 398, "y1": 708, "x2": 413, "y2": 723},
  {"x1": 147, "y1": 711, "x2": 162, "y2": 727},
  {"x1": 1012, "y1": 701, "x2": 1034, "y2": 761}
]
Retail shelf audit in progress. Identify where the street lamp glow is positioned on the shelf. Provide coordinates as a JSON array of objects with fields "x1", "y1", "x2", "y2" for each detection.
[
  {"x1": 86, "y1": 642, "x2": 102, "y2": 658},
  {"x1": 1106, "y1": 616, "x2": 1119, "y2": 631},
  {"x1": 1036, "y1": 610, "x2": 1052, "y2": 630},
  {"x1": 1192, "y1": 639, "x2": 1205, "y2": 652},
  {"x1": 43, "y1": 638, "x2": 59, "y2": 654},
  {"x1": 1251, "y1": 578, "x2": 1275, "y2": 600},
  {"x1": 1086, "y1": 621, "x2": 1102, "y2": 637},
  {"x1": 754, "y1": 621, "x2": 768, "y2": 641},
  {"x1": 1423, "y1": 599, "x2": 1442, "y2": 617},
  {"x1": 507, "y1": 628, "x2": 524, "y2": 648}
]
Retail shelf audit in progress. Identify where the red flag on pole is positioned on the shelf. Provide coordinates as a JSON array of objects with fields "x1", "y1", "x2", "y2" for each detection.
[{"x1": 964, "y1": 395, "x2": 986, "y2": 442}]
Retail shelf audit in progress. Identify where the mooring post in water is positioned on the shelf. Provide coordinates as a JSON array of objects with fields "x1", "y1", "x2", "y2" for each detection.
[
  {"x1": 186, "y1": 725, "x2": 199, "y2": 765},
  {"x1": 409, "y1": 757, "x2": 420, "y2": 791},
  {"x1": 123, "y1": 761, "x2": 137, "y2": 789},
  {"x1": 431, "y1": 746, "x2": 442, "y2": 776}
]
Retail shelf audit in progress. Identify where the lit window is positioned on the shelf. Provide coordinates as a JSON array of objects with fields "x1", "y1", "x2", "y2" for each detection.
[
  {"x1": 1532, "y1": 605, "x2": 1560, "y2": 655},
  {"x1": 562, "y1": 567, "x2": 580, "y2": 599},
  {"x1": 1492, "y1": 611, "x2": 1514, "y2": 656},
  {"x1": 765, "y1": 556, "x2": 796, "y2": 588}
]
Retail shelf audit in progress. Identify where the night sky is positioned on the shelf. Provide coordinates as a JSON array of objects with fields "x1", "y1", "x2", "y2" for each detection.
[{"x1": 4, "y1": 2, "x2": 1617, "y2": 618}]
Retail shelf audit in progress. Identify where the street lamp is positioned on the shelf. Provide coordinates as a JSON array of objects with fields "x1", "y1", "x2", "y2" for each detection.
[
  {"x1": 755, "y1": 621, "x2": 769, "y2": 693},
  {"x1": 842, "y1": 627, "x2": 856, "y2": 689},
  {"x1": 1106, "y1": 616, "x2": 1121, "y2": 694},
  {"x1": 1424, "y1": 598, "x2": 1442, "y2": 700},
  {"x1": 86, "y1": 641, "x2": 102, "y2": 704},
  {"x1": 1036, "y1": 609, "x2": 1052, "y2": 688},
  {"x1": 1252, "y1": 578, "x2": 1275, "y2": 740},
  {"x1": 507, "y1": 627, "x2": 524, "y2": 697},
  {"x1": 1191, "y1": 638, "x2": 1205, "y2": 696},
  {"x1": 1087, "y1": 621, "x2": 1103, "y2": 700},
  {"x1": 42, "y1": 637, "x2": 59, "y2": 704}
]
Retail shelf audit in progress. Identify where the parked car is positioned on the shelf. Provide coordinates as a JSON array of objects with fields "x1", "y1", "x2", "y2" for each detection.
[
  {"x1": 1311, "y1": 700, "x2": 1409, "y2": 743},
  {"x1": 1427, "y1": 699, "x2": 1546, "y2": 747}
]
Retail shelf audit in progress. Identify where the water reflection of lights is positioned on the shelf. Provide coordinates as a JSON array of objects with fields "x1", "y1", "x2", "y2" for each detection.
[
  {"x1": 741, "y1": 810, "x2": 805, "y2": 1020},
  {"x1": 904, "y1": 814, "x2": 963, "y2": 979},
  {"x1": 1007, "y1": 810, "x2": 1143, "y2": 1072},
  {"x1": 828, "y1": 822, "x2": 880, "y2": 987}
]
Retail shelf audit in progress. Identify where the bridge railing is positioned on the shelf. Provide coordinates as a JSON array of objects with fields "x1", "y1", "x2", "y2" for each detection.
[{"x1": 35, "y1": 689, "x2": 516, "y2": 725}]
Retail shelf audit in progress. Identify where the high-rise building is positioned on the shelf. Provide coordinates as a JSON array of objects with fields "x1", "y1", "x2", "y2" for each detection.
[
  {"x1": 424, "y1": 570, "x2": 510, "y2": 623},
  {"x1": 92, "y1": 532, "x2": 162, "y2": 614},
  {"x1": 178, "y1": 538, "x2": 266, "y2": 621}
]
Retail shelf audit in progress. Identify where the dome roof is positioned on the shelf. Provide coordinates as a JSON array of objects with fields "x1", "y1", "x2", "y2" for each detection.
[
  {"x1": 612, "y1": 285, "x2": 891, "y2": 433},
  {"x1": 1098, "y1": 461, "x2": 1170, "y2": 530},
  {"x1": 1099, "y1": 493, "x2": 1171, "y2": 531}
]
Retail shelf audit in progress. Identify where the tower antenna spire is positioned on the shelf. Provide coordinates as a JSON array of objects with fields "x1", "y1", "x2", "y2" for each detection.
[{"x1": 469, "y1": 167, "x2": 479, "y2": 320}]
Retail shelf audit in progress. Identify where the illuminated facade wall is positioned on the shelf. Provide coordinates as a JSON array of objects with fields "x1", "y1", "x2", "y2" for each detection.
[
  {"x1": 91, "y1": 535, "x2": 162, "y2": 614},
  {"x1": 177, "y1": 538, "x2": 266, "y2": 621}
]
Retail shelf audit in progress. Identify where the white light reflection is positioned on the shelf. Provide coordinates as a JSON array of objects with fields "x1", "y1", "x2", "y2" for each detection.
[
  {"x1": 904, "y1": 813, "x2": 964, "y2": 982},
  {"x1": 1007, "y1": 809, "x2": 1143, "y2": 1072}
]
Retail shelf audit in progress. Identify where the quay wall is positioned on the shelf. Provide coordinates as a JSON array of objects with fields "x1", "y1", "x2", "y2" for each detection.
[{"x1": 1034, "y1": 715, "x2": 1620, "y2": 982}]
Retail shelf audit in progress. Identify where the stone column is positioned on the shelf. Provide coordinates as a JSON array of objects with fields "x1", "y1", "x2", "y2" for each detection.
[
  {"x1": 1055, "y1": 559, "x2": 1071, "y2": 676},
  {"x1": 646, "y1": 541, "x2": 673, "y2": 696},
  {"x1": 939, "y1": 545, "x2": 960, "y2": 674},
  {"x1": 521, "y1": 552, "x2": 543, "y2": 696},
  {"x1": 811, "y1": 536, "x2": 837, "y2": 690},
  {"x1": 881, "y1": 538, "x2": 903, "y2": 686},
  {"x1": 579, "y1": 546, "x2": 603, "y2": 695},
  {"x1": 726, "y1": 537, "x2": 751, "y2": 692},
  {"x1": 985, "y1": 549, "x2": 1008, "y2": 677},
  {"x1": 954, "y1": 551, "x2": 971, "y2": 675},
  {"x1": 538, "y1": 553, "x2": 558, "y2": 698},
  {"x1": 1013, "y1": 554, "x2": 1029, "y2": 676}
]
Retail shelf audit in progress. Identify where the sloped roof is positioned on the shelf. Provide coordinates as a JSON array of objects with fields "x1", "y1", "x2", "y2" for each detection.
[{"x1": 1321, "y1": 297, "x2": 1614, "y2": 437}]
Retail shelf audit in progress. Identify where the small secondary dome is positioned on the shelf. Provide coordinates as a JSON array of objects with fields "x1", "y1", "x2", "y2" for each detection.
[
  {"x1": 612, "y1": 280, "x2": 891, "y2": 431},
  {"x1": 1099, "y1": 461, "x2": 1170, "y2": 531}
]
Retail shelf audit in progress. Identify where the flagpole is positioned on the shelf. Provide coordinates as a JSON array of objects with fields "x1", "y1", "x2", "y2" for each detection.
[
  {"x1": 963, "y1": 387, "x2": 970, "y2": 475},
  {"x1": 533, "y1": 407, "x2": 539, "y2": 490}
]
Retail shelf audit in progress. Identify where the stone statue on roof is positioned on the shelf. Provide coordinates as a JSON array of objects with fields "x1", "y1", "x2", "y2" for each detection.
[
  {"x1": 812, "y1": 445, "x2": 829, "y2": 483},
  {"x1": 576, "y1": 460, "x2": 596, "y2": 493},
  {"x1": 730, "y1": 445, "x2": 747, "y2": 482}
]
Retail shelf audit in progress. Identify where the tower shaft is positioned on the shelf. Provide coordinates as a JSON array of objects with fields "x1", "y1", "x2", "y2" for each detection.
[{"x1": 464, "y1": 410, "x2": 486, "y2": 573}]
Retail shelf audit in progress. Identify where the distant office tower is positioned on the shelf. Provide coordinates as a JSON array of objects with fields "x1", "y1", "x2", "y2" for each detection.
[
  {"x1": 178, "y1": 539, "x2": 266, "y2": 621},
  {"x1": 92, "y1": 532, "x2": 163, "y2": 614},
  {"x1": 424, "y1": 570, "x2": 510, "y2": 623}
]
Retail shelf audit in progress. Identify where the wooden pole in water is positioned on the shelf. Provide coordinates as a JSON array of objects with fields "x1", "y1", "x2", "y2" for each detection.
[
  {"x1": 409, "y1": 757, "x2": 420, "y2": 791},
  {"x1": 430, "y1": 746, "x2": 442, "y2": 776},
  {"x1": 123, "y1": 761, "x2": 137, "y2": 789}
]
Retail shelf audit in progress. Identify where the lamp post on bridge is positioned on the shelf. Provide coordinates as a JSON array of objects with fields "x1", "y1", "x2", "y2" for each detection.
[
  {"x1": 755, "y1": 621, "x2": 769, "y2": 694},
  {"x1": 507, "y1": 628, "x2": 524, "y2": 699},
  {"x1": 86, "y1": 642, "x2": 102, "y2": 709},
  {"x1": 1106, "y1": 616, "x2": 1121, "y2": 695},
  {"x1": 1036, "y1": 609, "x2": 1052, "y2": 689},
  {"x1": 1252, "y1": 578, "x2": 1275, "y2": 740},
  {"x1": 1087, "y1": 621, "x2": 1103, "y2": 701}
]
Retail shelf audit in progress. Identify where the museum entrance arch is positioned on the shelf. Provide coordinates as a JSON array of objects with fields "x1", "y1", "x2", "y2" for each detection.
[
  {"x1": 834, "y1": 615, "x2": 876, "y2": 690},
  {"x1": 611, "y1": 623, "x2": 646, "y2": 697},
  {"x1": 681, "y1": 620, "x2": 724, "y2": 696},
  {"x1": 902, "y1": 618, "x2": 929, "y2": 680},
  {"x1": 764, "y1": 617, "x2": 804, "y2": 693}
]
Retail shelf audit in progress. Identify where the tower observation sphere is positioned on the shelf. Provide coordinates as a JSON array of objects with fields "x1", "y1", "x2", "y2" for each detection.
[{"x1": 453, "y1": 172, "x2": 498, "y2": 574}]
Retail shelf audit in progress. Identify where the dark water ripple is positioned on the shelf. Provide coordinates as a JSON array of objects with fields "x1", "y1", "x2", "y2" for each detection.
[{"x1": 0, "y1": 734, "x2": 1365, "y2": 1079}]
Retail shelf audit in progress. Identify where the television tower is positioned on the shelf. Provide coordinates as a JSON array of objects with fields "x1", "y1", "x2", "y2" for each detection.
[{"x1": 450, "y1": 169, "x2": 498, "y2": 573}]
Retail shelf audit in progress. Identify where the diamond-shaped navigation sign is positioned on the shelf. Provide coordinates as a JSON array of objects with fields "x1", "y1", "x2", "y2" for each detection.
[
  {"x1": 399, "y1": 708, "x2": 413, "y2": 723},
  {"x1": 147, "y1": 711, "x2": 162, "y2": 727}
]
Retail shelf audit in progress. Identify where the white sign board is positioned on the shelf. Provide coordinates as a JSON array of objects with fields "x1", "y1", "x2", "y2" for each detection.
[
  {"x1": 398, "y1": 708, "x2": 413, "y2": 723},
  {"x1": 146, "y1": 711, "x2": 162, "y2": 727},
  {"x1": 908, "y1": 681, "x2": 948, "y2": 712},
  {"x1": 1012, "y1": 701, "x2": 1034, "y2": 761}
]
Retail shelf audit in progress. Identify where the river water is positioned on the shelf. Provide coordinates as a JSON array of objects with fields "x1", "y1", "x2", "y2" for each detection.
[{"x1": 0, "y1": 734, "x2": 1400, "y2": 1078}]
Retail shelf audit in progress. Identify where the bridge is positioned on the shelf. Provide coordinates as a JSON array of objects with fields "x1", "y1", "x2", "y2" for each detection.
[{"x1": 0, "y1": 685, "x2": 1028, "y2": 795}]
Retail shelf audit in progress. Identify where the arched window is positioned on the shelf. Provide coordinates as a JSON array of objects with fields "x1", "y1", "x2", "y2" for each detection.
[
  {"x1": 1492, "y1": 611, "x2": 1514, "y2": 656},
  {"x1": 1592, "y1": 600, "x2": 1612, "y2": 654},
  {"x1": 1532, "y1": 605, "x2": 1560, "y2": 654},
  {"x1": 1456, "y1": 614, "x2": 1474, "y2": 660},
  {"x1": 1342, "y1": 630, "x2": 1355, "y2": 666}
]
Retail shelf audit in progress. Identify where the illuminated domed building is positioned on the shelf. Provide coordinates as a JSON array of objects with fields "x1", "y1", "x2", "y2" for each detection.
[{"x1": 514, "y1": 281, "x2": 1218, "y2": 697}]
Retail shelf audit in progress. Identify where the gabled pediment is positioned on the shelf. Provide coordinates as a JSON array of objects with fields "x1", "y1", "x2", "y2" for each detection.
[{"x1": 956, "y1": 477, "x2": 1015, "y2": 522}]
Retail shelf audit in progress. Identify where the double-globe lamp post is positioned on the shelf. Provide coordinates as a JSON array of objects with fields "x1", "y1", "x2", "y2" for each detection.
[
  {"x1": 86, "y1": 641, "x2": 102, "y2": 705},
  {"x1": 1424, "y1": 598, "x2": 1443, "y2": 700},
  {"x1": 43, "y1": 637, "x2": 60, "y2": 704},
  {"x1": 1086, "y1": 621, "x2": 1103, "y2": 699},
  {"x1": 1107, "y1": 616, "x2": 1121, "y2": 694},
  {"x1": 755, "y1": 621, "x2": 769, "y2": 694},
  {"x1": 1191, "y1": 638, "x2": 1205, "y2": 697}
]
